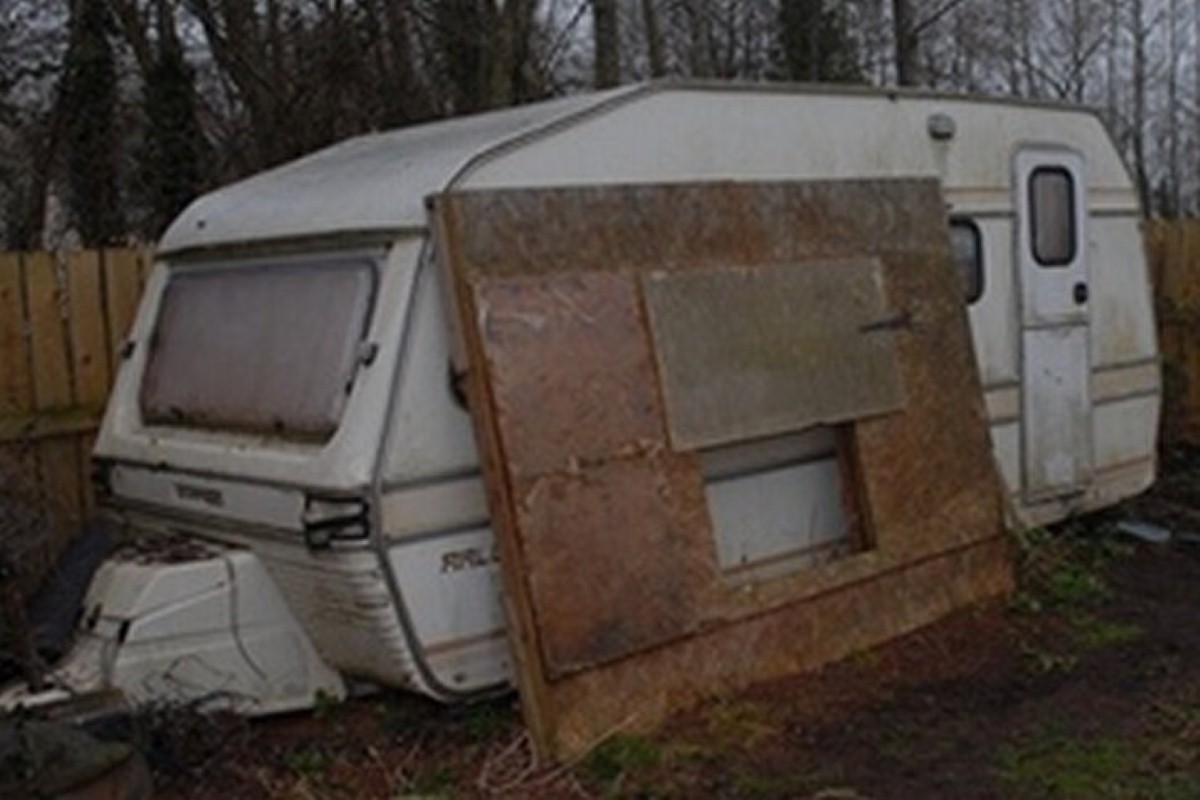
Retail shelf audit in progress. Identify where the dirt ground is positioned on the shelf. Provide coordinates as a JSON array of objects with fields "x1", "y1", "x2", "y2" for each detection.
[{"x1": 78, "y1": 448, "x2": 1200, "y2": 798}]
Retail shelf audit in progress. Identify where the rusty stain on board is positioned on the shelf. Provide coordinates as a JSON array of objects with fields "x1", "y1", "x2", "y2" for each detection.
[{"x1": 432, "y1": 179, "x2": 1009, "y2": 761}]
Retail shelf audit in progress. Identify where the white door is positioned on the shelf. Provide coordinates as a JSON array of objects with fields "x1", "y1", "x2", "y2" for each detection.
[{"x1": 1016, "y1": 149, "x2": 1092, "y2": 501}]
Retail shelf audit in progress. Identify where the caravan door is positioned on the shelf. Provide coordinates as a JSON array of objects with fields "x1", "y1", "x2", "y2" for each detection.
[{"x1": 1015, "y1": 148, "x2": 1092, "y2": 502}]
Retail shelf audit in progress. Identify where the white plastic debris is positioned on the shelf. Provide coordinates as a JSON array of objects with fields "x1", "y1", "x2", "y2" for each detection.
[{"x1": 1117, "y1": 520, "x2": 1172, "y2": 544}]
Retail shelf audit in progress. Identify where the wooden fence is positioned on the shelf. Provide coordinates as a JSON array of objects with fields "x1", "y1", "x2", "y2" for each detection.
[
  {"x1": 0, "y1": 248, "x2": 152, "y2": 592},
  {"x1": 1146, "y1": 219, "x2": 1200, "y2": 444}
]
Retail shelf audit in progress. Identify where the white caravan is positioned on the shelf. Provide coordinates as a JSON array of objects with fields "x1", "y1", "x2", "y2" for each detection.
[{"x1": 6, "y1": 82, "x2": 1159, "y2": 713}]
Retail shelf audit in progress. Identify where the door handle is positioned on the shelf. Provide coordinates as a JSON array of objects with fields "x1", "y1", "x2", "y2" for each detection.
[{"x1": 1073, "y1": 282, "x2": 1089, "y2": 305}]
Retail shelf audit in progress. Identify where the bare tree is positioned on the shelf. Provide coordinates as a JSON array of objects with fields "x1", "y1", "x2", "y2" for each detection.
[
  {"x1": 777, "y1": 0, "x2": 861, "y2": 83},
  {"x1": 592, "y1": 0, "x2": 620, "y2": 87},
  {"x1": 890, "y1": 0, "x2": 969, "y2": 86},
  {"x1": 1166, "y1": 0, "x2": 1181, "y2": 214},
  {"x1": 1131, "y1": 0, "x2": 1151, "y2": 212},
  {"x1": 641, "y1": 0, "x2": 667, "y2": 78},
  {"x1": 61, "y1": 0, "x2": 126, "y2": 245},
  {"x1": 892, "y1": 0, "x2": 917, "y2": 84}
]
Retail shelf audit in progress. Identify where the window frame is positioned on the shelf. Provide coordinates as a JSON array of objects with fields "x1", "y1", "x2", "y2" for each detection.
[
  {"x1": 949, "y1": 217, "x2": 985, "y2": 305},
  {"x1": 1028, "y1": 166, "x2": 1078, "y2": 268},
  {"x1": 139, "y1": 254, "x2": 380, "y2": 442}
]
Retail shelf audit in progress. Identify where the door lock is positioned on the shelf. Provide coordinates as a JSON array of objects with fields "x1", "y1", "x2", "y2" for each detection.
[{"x1": 1073, "y1": 282, "x2": 1089, "y2": 305}]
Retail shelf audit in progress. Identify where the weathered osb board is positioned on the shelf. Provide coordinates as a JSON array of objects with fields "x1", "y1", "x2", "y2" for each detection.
[
  {"x1": 472, "y1": 272, "x2": 715, "y2": 675},
  {"x1": 642, "y1": 258, "x2": 904, "y2": 449},
  {"x1": 431, "y1": 180, "x2": 1010, "y2": 761}
]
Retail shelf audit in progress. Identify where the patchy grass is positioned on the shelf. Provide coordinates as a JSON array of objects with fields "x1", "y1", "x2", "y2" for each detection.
[
  {"x1": 1011, "y1": 522, "x2": 1126, "y2": 615},
  {"x1": 997, "y1": 730, "x2": 1200, "y2": 800},
  {"x1": 1007, "y1": 521, "x2": 1142, "y2": 678},
  {"x1": 703, "y1": 698, "x2": 780, "y2": 752},
  {"x1": 281, "y1": 744, "x2": 332, "y2": 777},
  {"x1": 406, "y1": 763, "x2": 460, "y2": 796},
  {"x1": 725, "y1": 768, "x2": 831, "y2": 799},
  {"x1": 581, "y1": 733, "x2": 662, "y2": 785},
  {"x1": 1020, "y1": 643, "x2": 1078, "y2": 675},
  {"x1": 1068, "y1": 613, "x2": 1144, "y2": 651},
  {"x1": 998, "y1": 734, "x2": 1140, "y2": 799}
]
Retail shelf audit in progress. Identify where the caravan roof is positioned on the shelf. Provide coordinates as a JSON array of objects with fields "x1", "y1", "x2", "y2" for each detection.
[
  {"x1": 160, "y1": 81, "x2": 1130, "y2": 256},
  {"x1": 160, "y1": 87, "x2": 636, "y2": 254}
]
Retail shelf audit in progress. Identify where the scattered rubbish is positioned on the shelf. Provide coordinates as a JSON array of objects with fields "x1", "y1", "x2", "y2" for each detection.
[{"x1": 1117, "y1": 520, "x2": 1172, "y2": 544}]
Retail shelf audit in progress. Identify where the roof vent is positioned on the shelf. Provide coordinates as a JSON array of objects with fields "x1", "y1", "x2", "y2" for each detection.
[{"x1": 927, "y1": 113, "x2": 956, "y2": 141}]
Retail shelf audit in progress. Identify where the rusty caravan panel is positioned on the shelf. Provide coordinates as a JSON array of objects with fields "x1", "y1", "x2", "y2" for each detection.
[
  {"x1": 642, "y1": 259, "x2": 904, "y2": 450},
  {"x1": 432, "y1": 179, "x2": 1008, "y2": 761}
]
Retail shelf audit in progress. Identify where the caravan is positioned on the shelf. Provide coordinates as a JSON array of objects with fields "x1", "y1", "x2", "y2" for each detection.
[{"x1": 6, "y1": 82, "x2": 1160, "y2": 712}]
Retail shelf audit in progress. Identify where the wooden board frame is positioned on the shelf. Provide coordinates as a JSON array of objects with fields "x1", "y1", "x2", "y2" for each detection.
[{"x1": 431, "y1": 180, "x2": 1011, "y2": 761}]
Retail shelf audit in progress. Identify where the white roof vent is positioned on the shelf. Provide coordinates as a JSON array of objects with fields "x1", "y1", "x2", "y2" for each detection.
[{"x1": 927, "y1": 112, "x2": 957, "y2": 141}]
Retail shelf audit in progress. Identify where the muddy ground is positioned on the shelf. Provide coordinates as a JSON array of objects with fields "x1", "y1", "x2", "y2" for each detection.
[{"x1": 45, "y1": 449, "x2": 1200, "y2": 798}]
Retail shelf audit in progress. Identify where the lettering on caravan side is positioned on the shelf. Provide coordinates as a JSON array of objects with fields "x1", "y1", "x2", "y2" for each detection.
[
  {"x1": 440, "y1": 546, "x2": 501, "y2": 574},
  {"x1": 174, "y1": 482, "x2": 226, "y2": 508}
]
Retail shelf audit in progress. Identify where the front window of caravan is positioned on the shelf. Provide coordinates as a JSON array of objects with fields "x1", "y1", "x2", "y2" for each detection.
[{"x1": 140, "y1": 257, "x2": 377, "y2": 441}]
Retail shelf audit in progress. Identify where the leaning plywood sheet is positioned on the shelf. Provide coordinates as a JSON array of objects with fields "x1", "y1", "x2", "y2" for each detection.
[{"x1": 431, "y1": 180, "x2": 1010, "y2": 761}]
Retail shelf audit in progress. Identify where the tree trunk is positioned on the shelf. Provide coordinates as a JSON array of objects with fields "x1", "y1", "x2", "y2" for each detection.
[
  {"x1": 485, "y1": 0, "x2": 535, "y2": 109},
  {"x1": 1105, "y1": 0, "x2": 1118, "y2": 121},
  {"x1": 1005, "y1": 0, "x2": 1021, "y2": 95},
  {"x1": 14, "y1": 112, "x2": 63, "y2": 249},
  {"x1": 1130, "y1": 0, "x2": 1150, "y2": 213},
  {"x1": 638, "y1": 0, "x2": 665, "y2": 78},
  {"x1": 685, "y1": 0, "x2": 715, "y2": 78},
  {"x1": 1167, "y1": 0, "x2": 1180, "y2": 215},
  {"x1": 892, "y1": 0, "x2": 918, "y2": 85},
  {"x1": 375, "y1": 0, "x2": 431, "y2": 123},
  {"x1": 591, "y1": 0, "x2": 619, "y2": 88}
]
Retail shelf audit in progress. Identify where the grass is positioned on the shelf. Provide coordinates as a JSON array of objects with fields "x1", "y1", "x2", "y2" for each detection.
[
  {"x1": 454, "y1": 698, "x2": 515, "y2": 743},
  {"x1": 281, "y1": 744, "x2": 332, "y2": 777},
  {"x1": 998, "y1": 734, "x2": 1141, "y2": 799},
  {"x1": 1068, "y1": 613, "x2": 1144, "y2": 651},
  {"x1": 1008, "y1": 521, "x2": 1139, "y2": 677},
  {"x1": 407, "y1": 763, "x2": 460, "y2": 795},
  {"x1": 704, "y1": 699, "x2": 780, "y2": 751},
  {"x1": 998, "y1": 731, "x2": 1200, "y2": 800},
  {"x1": 726, "y1": 769, "x2": 834, "y2": 798},
  {"x1": 1011, "y1": 522, "x2": 1125, "y2": 615},
  {"x1": 582, "y1": 733, "x2": 663, "y2": 784}
]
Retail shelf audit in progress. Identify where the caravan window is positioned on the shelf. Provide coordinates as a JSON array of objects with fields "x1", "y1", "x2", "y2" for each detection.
[
  {"x1": 1030, "y1": 167, "x2": 1077, "y2": 266},
  {"x1": 140, "y1": 257, "x2": 377, "y2": 441},
  {"x1": 949, "y1": 219, "x2": 983, "y2": 304}
]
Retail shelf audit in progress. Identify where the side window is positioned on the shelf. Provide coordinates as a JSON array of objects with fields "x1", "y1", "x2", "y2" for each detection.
[
  {"x1": 1029, "y1": 167, "x2": 1076, "y2": 266},
  {"x1": 949, "y1": 218, "x2": 984, "y2": 305}
]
